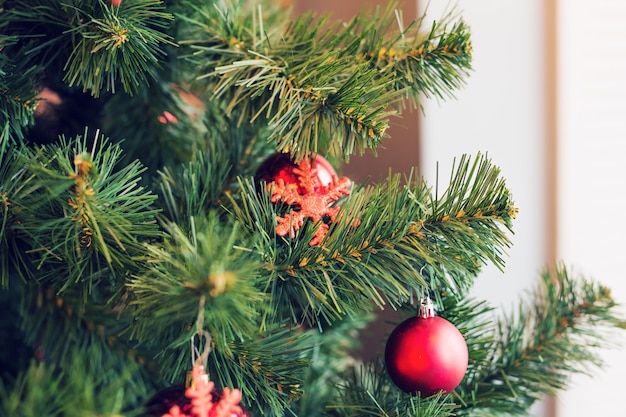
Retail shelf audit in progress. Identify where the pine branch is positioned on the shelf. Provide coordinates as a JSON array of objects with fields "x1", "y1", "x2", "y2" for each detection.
[
  {"x1": 0, "y1": 361, "x2": 70, "y2": 417},
  {"x1": 13, "y1": 131, "x2": 161, "y2": 300},
  {"x1": 228, "y1": 154, "x2": 514, "y2": 328},
  {"x1": 419, "y1": 154, "x2": 516, "y2": 280},
  {"x1": 175, "y1": 0, "x2": 291, "y2": 75},
  {"x1": 127, "y1": 214, "x2": 264, "y2": 360},
  {"x1": 1, "y1": 0, "x2": 174, "y2": 97},
  {"x1": 0, "y1": 350, "x2": 151, "y2": 417},
  {"x1": 180, "y1": 1, "x2": 472, "y2": 161},
  {"x1": 0, "y1": 45, "x2": 40, "y2": 142},
  {"x1": 299, "y1": 3, "x2": 473, "y2": 107},
  {"x1": 0, "y1": 1, "x2": 74, "y2": 71},
  {"x1": 156, "y1": 126, "x2": 273, "y2": 226},
  {"x1": 326, "y1": 154, "x2": 515, "y2": 298},
  {"x1": 291, "y1": 314, "x2": 373, "y2": 416},
  {"x1": 101, "y1": 80, "x2": 207, "y2": 171},
  {"x1": 212, "y1": 55, "x2": 399, "y2": 161},
  {"x1": 157, "y1": 150, "x2": 232, "y2": 225},
  {"x1": 329, "y1": 361, "x2": 459, "y2": 417},
  {"x1": 0, "y1": 282, "x2": 156, "y2": 417},
  {"x1": 0, "y1": 141, "x2": 37, "y2": 285},
  {"x1": 127, "y1": 216, "x2": 311, "y2": 416},
  {"x1": 65, "y1": 0, "x2": 175, "y2": 96},
  {"x1": 209, "y1": 325, "x2": 310, "y2": 416},
  {"x1": 455, "y1": 264, "x2": 626, "y2": 415}
]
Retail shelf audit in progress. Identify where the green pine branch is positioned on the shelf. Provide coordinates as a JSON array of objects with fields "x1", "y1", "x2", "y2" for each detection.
[
  {"x1": 0, "y1": 142, "x2": 59, "y2": 287},
  {"x1": 101, "y1": 80, "x2": 206, "y2": 171},
  {"x1": 228, "y1": 154, "x2": 514, "y2": 328},
  {"x1": 0, "y1": 45, "x2": 40, "y2": 142},
  {"x1": 1, "y1": 0, "x2": 471, "y2": 161},
  {"x1": 174, "y1": 0, "x2": 291, "y2": 77},
  {"x1": 7, "y1": 216, "x2": 310, "y2": 417},
  {"x1": 127, "y1": 214, "x2": 264, "y2": 358},
  {"x1": 126, "y1": 215, "x2": 312, "y2": 415},
  {"x1": 180, "y1": 0, "x2": 472, "y2": 161},
  {"x1": 329, "y1": 361, "x2": 459, "y2": 417},
  {"x1": 0, "y1": 141, "x2": 35, "y2": 285},
  {"x1": 11, "y1": 131, "x2": 161, "y2": 300},
  {"x1": 1, "y1": 0, "x2": 174, "y2": 97},
  {"x1": 291, "y1": 314, "x2": 373, "y2": 416},
  {"x1": 0, "y1": 351, "x2": 151, "y2": 417},
  {"x1": 455, "y1": 264, "x2": 626, "y2": 415},
  {"x1": 155, "y1": 128, "x2": 273, "y2": 226},
  {"x1": 0, "y1": 282, "x2": 156, "y2": 417},
  {"x1": 64, "y1": 0, "x2": 175, "y2": 96},
  {"x1": 209, "y1": 326, "x2": 310, "y2": 416}
]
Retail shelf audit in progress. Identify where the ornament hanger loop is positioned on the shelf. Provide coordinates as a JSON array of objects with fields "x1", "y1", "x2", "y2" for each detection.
[
  {"x1": 191, "y1": 330, "x2": 211, "y2": 369},
  {"x1": 191, "y1": 295, "x2": 211, "y2": 370}
]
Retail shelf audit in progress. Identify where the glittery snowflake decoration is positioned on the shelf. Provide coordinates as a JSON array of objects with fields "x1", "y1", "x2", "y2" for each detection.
[
  {"x1": 162, "y1": 365, "x2": 246, "y2": 417},
  {"x1": 268, "y1": 158, "x2": 352, "y2": 246}
]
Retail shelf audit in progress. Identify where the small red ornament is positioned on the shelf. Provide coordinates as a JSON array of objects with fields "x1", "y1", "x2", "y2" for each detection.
[
  {"x1": 255, "y1": 153, "x2": 338, "y2": 192},
  {"x1": 111, "y1": 0, "x2": 122, "y2": 6},
  {"x1": 384, "y1": 298, "x2": 468, "y2": 396}
]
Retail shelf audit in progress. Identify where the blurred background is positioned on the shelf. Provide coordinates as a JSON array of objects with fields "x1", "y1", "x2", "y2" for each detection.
[{"x1": 294, "y1": 1, "x2": 626, "y2": 416}]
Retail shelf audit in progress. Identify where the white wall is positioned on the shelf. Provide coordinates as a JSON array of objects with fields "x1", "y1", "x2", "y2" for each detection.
[
  {"x1": 556, "y1": 1, "x2": 626, "y2": 416},
  {"x1": 418, "y1": 1, "x2": 547, "y2": 310},
  {"x1": 418, "y1": 1, "x2": 548, "y2": 415},
  {"x1": 420, "y1": 1, "x2": 626, "y2": 415}
]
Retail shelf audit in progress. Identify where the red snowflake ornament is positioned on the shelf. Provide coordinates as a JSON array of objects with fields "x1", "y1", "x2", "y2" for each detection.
[{"x1": 267, "y1": 158, "x2": 351, "y2": 246}]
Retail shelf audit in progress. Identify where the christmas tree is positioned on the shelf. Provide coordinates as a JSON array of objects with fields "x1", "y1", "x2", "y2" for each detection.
[{"x1": 1, "y1": 1, "x2": 624, "y2": 416}]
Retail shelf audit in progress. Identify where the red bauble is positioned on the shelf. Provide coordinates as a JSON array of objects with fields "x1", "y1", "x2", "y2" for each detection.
[
  {"x1": 384, "y1": 315, "x2": 468, "y2": 396},
  {"x1": 255, "y1": 153, "x2": 337, "y2": 191},
  {"x1": 111, "y1": 0, "x2": 122, "y2": 6}
]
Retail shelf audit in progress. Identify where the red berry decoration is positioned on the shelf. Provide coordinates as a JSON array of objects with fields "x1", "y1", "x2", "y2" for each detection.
[{"x1": 384, "y1": 297, "x2": 468, "y2": 396}]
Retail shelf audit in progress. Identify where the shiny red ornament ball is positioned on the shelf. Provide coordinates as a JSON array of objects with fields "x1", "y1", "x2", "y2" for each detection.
[
  {"x1": 111, "y1": 0, "x2": 122, "y2": 6},
  {"x1": 384, "y1": 315, "x2": 468, "y2": 396},
  {"x1": 255, "y1": 153, "x2": 337, "y2": 192}
]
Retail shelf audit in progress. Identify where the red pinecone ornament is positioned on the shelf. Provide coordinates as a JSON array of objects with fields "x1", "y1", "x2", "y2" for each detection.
[{"x1": 384, "y1": 299, "x2": 468, "y2": 396}]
